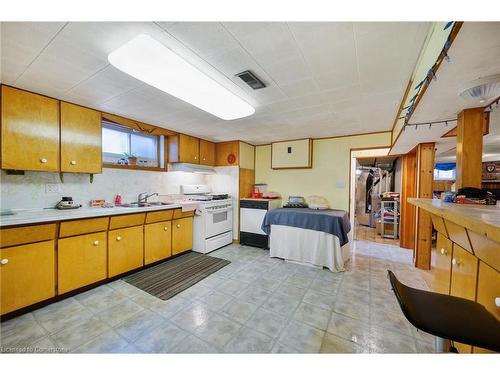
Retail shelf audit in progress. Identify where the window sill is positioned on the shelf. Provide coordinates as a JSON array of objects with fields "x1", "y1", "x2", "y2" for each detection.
[{"x1": 103, "y1": 163, "x2": 167, "y2": 172}]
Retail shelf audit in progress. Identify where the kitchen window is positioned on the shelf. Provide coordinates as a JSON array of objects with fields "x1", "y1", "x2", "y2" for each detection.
[{"x1": 102, "y1": 121, "x2": 164, "y2": 169}]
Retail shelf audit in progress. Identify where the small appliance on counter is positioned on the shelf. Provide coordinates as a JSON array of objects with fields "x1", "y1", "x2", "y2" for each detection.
[
  {"x1": 283, "y1": 196, "x2": 308, "y2": 208},
  {"x1": 240, "y1": 198, "x2": 282, "y2": 248},
  {"x1": 55, "y1": 196, "x2": 82, "y2": 210}
]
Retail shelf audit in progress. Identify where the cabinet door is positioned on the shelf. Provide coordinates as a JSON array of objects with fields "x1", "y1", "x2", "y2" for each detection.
[
  {"x1": 199, "y1": 139, "x2": 215, "y2": 166},
  {"x1": 179, "y1": 134, "x2": 200, "y2": 164},
  {"x1": 473, "y1": 261, "x2": 500, "y2": 353},
  {"x1": 60, "y1": 102, "x2": 102, "y2": 173},
  {"x1": 1, "y1": 86, "x2": 59, "y2": 171},
  {"x1": 450, "y1": 245, "x2": 478, "y2": 354},
  {"x1": 431, "y1": 233, "x2": 453, "y2": 294},
  {"x1": 145, "y1": 221, "x2": 172, "y2": 265},
  {"x1": 0, "y1": 240, "x2": 55, "y2": 314},
  {"x1": 172, "y1": 217, "x2": 193, "y2": 255},
  {"x1": 108, "y1": 226, "x2": 144, "y2": 277},
  {"x1": 58, "y1": 232, "x2": 107, "y2": 294}
]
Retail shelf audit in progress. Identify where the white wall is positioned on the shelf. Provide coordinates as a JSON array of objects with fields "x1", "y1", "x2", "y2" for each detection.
[{"x1": 0, "y1": 168, "x2": 205, "y2": 210}]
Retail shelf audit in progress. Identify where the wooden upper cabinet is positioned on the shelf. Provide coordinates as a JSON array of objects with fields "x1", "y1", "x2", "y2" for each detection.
[
  {"x1": 60, "y1": 102, "x2": 102, "y2": 174},
  {"x1": 1, "y1": 86, "x2": 59, "y2": 171},
  {"x1": 215, "y1": 140, "x2": 239, "y2": 166},
  {"x1": 199, "y1": 139, "x2": 215, "y2": 166},
  {"x1": 168, "y1": 134, "x2": 200, "y2": 164}
]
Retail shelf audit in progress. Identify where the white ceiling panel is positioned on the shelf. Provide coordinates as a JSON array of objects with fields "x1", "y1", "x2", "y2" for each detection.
[{"x1": 1, "y1": 21, "x2": 430, "y2": 144}]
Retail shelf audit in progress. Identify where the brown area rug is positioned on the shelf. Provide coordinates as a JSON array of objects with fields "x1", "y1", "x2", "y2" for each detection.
[{"x1": 123, "y1": 252, "x2": 230, "y2": 300}]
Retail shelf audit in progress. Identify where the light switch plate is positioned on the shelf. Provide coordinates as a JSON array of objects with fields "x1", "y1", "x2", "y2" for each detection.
[{"x1": 45, "y1": 183, "x2": 61, "y2": 194}]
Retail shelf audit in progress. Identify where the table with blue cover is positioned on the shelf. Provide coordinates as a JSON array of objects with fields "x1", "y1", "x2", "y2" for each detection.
[{"x1": 261, "y1": 208, "x2": 352, "y2": 272}]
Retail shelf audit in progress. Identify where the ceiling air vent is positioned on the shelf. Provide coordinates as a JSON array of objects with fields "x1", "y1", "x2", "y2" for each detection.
[{"x1": 236, "y1": 70, "x2": 266, "y2": 90}]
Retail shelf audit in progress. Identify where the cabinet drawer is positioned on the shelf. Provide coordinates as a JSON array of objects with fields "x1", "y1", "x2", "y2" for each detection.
[
  {"x1": 0, "y1": 240, "x2": 56, "y2": 314},
  {"x1": 109, "y1": 213, "x2": 145, "y2": 230},
  {"x1": 108, "y1": 226, "x2": 144, "y2": 277},
  {"x1": 145, "y1": 221, "x2": 172, "y2": 265},
  {"x1": 430, "y1": 214, "x2": 448, "y2": 237},
  {"x1": 173, "y1": 208, "x2": 195, "y2": 219},
  {"x1": 59, "y1": 217, "x2": 109, "y2": 238},
  {"x1": 468, "y1": 230, "x2": 500, "y2": 272},
  {"x1": 431, "y1": 233, "x2": 452, "y2": 294},
  {"x1": 172, "y1": 217, "x2": 193, "y2": 255},
  {"x1": 0, "y1": 223, "x2": 56, "y2": 248},
  {"x1": 145, "y1": 210, "x2": 174, "y2": 224},
  {"x1": 445, "y1": 219, "x2": 473, "y2": 253},
  {"x1": 58, "y1": 232, "x2": 107, "y2": 294}
]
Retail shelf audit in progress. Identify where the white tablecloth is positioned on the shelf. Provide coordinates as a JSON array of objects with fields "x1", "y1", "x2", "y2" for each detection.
[{"x1": 269, "y1": 224, "x2": 351, "y2": 272}]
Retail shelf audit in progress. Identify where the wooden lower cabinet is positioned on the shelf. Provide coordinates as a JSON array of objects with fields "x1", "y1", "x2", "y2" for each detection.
[
  {"x1": 172, "y1": 217, "x2": 193, "y2": 255},
  {"x1": 58, "y1": 232, "x2": 107, "y2": 294},
  {"x1": 450, "y1": 245, "x2": 479, "y2": 353},
  {"x1": 0, "y1": 240, "x2": 56, "y2": 314},
  {"x1": 144, "y1": 221, "x2": 172, "y2": 265},
  {"x1": 108, "y1": 226, "x2": 144, "y2": 277},
  {"x1": 431, "y1": 233, "x2": 453, "y2": 294}
]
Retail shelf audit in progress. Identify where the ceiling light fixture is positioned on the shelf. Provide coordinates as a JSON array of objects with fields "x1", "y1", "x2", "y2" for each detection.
[
  {"x1": 459, "y1": 74, "x2": 500, "y2": 104},
  {"x1": 108, "y1": 34, "x2": 255, "y2": 120}
]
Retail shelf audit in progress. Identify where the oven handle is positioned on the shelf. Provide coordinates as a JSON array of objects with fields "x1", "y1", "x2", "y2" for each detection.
[{"x1": 207, "y1": 207, "x2": 232, "y2": 214}]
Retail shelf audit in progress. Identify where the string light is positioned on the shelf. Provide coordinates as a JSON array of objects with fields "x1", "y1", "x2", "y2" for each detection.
[{"x1": 404, "y1": 118, "x2": 458, "y2": 131}]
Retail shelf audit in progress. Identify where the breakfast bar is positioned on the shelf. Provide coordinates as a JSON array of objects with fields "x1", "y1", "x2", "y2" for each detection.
[{"x1": 408, "y1": 198, "x2": 500, "y2": 353}]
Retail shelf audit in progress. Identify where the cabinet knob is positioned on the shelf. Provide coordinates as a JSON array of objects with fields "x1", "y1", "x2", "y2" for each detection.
[
  {"x1": 164, "y1": 226, "x2": 168, "y2": 231},
  {"x1": 452, "y1": 258, "x2": 459, "y2": 267},
  {"x1": 40, "y1": 158, "x2": 47, "y2": 163},
  {"x1": 495, "y1": 297, "x2": 500, "y2": 308},
  {"x1": 440, "y1": 248, "x2": 447, "y2": 255},
  {"x1": 194, "y1": 156, "x2": 198, "y2": 160},
  {"x1": 116, "y1": 236, "x2": 122, "y2": 241},
  {"x1": 202, "y1": 157, "x2": 206, "y2": 161},
  {"x1": 70, "y1": 160, "x2": 77, "y2": 165},
  {"x1": 176, "y1": 224, "x2": 181, "y2": 228},
  {"x1": 93, "y1": 240, "x2": 99, "y2": 246},
  {"x1": 0, "y1": 258, "x2": 8, "y2": 265}
]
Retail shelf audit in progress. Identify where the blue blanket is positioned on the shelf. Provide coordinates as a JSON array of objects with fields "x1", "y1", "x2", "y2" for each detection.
[{"x1": 261, "y1": 208, "x2": 351, "y2": 246}]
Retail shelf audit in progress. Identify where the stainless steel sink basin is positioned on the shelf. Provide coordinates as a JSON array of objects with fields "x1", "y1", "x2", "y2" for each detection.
[{"x1": 119, "y1": 202, "x2": 174, "y2": 208}]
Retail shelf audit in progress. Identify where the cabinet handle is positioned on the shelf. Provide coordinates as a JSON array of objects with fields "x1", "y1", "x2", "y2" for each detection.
[
  {"x1": 452, "y1": 258, "x2": 459, "y2": 267},
  {"x1": 164, "y1": 226, "x2": 168, "y2": 231},
  {"x1": 40, "y1": 158, "x2": 48, "y2": 163},
  {"x1": 93, "y1": 240, "x2": 99, "y2": 246},
  {"x1": 70, "y1": 160, "x2": 77, "y2": 165},
  {"x1": 0, "y1": 258, "x2": 8, "y2": 265},
  {"x1": 440, "y1": 248, "x2": 447, "y2": 255},
  {"x1": 176, "y1": 224, "x2": 181, "y2": 228},
  {"x1": 116, "y1": 236, "x2": 122, "y2": 241}
]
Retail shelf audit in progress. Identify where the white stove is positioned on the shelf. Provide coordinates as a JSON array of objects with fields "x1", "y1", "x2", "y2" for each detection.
[{"x1": 181, "y1": 185, "x2": 233, "y2": 254}]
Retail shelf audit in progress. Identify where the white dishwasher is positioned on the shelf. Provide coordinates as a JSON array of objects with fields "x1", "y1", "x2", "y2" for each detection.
[{"x1": 240, "y1": 198, "x2": 281, "y2": 248}]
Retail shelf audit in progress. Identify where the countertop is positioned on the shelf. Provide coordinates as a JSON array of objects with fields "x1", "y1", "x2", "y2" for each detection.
[
  {"x1": 408, "y1": 198, "x2": 500, "y2": 243},
  {"x1": 0, "y1": 202, "x2": 199, "y2": 227}
]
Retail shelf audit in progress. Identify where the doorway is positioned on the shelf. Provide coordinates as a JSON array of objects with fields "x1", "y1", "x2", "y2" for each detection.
[{"x1": 350, "y1": 148, "x2": 401, "y2": 246}]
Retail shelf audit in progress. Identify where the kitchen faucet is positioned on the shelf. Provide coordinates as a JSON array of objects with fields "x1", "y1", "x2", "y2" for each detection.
[{"x1": 137, "y1": 192, "x2": 159, "y2": 204}]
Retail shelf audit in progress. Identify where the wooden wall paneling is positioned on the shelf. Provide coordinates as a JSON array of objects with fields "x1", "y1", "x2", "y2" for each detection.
[
  {"x1": 239, "y1": 168, "x2": 255, "y2": 199},
  {"x1": 414, "y1": 143, "x2": 435, "y2": 269},
  {"x1": 400, "y1": 149, "x2": 417, "y2": 249},
  {"x1": 456, "y1": 108, "x2": 486, "y2": 189},
  {"x1": 215, "y1": 141, "x2": 239, "y2": 166}
]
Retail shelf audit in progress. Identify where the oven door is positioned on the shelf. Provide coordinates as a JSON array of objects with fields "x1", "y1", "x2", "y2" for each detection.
[{"x1": 205, "y1": 205, "x2": 233, "y2": 238}]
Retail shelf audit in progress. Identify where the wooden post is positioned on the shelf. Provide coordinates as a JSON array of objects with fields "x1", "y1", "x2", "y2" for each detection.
[
  {"x1": 414, "y1": 143, "x2": 435, "y2": 270},
  {"x1": 456, "y1": 108, "x2": 487, "y2": 189},
  {"x1": 400, "y1": 148, "x2": 417, "y2": 249}
]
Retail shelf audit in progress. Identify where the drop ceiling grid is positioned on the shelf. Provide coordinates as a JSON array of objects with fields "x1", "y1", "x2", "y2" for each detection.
[{"x1": 1, "y1": 21, "x2": 428, "y2": 143}]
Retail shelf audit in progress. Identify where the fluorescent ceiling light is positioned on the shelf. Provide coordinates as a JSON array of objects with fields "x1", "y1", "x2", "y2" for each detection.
[{"x1": 108, "y1": 34, "x2": 255, "y2": 120}]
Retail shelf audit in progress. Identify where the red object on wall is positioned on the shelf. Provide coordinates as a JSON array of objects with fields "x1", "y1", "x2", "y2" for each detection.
[{"x1": 227, "y1": 153, "x2": 236, "y2": 164}]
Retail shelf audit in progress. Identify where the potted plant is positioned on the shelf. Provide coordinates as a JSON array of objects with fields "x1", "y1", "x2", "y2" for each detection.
[{"x1": 123, "y1": 152, "x2": 138, "y2": 166}]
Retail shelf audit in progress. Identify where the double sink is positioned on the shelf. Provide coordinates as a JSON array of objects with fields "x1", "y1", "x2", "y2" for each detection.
[{"x1": 118, "y1": 202, "x2": 175, "y2": 208}]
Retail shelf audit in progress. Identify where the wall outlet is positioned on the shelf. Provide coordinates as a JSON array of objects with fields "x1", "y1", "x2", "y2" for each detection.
[{"x1": 45, "y1": 183, "x2": 61, "y2": 194}]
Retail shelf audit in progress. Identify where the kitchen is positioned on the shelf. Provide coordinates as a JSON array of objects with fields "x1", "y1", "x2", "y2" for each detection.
[{"x1": 1, "y1": 3, "x2": 499, "y2": 373}]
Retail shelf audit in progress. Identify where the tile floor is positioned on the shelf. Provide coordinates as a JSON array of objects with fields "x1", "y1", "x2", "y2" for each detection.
[{"x1": 0, "y1": 240, "x2": 435, "y2": 354}]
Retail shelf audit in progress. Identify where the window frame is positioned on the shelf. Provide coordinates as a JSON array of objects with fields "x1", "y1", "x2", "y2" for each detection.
[{"x1": 102, "y1": 120, "x2": 167, "y2": 172}]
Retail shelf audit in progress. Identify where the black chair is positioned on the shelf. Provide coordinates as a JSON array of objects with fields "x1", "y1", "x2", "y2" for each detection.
[{"x1": 387, "y1": 270, "x2": 500, "y2": 353}]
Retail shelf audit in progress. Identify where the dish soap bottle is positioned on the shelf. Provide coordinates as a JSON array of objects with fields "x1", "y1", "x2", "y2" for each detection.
[{"x1": 114, "y1": 194, "x2": 122, "y2": 206}]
